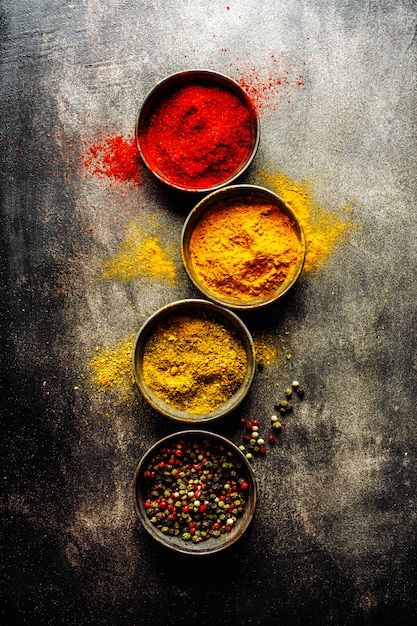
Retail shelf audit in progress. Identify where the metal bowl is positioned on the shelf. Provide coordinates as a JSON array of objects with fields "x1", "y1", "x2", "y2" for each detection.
[
  {"x1": 135, "y1": 69, "x2": 259, "y2": 193},
  {"x1": 132, "y1": 430, "x2": 257, "y2": 555},
  {"x1": 132, "y1": 299, "x2": 255, "y2": 423},
  {"x1": 181, "y1": 184, "x2": 306, "y2": 310}
]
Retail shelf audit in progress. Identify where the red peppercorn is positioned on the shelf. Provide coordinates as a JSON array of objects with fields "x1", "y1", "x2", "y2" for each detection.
[
  {"x1": 174, "y1": 449, "x2": 183, "y2": 458},
  {"x1": 259, "y1": 446, "x2": 266, "y2": 455},
  {"x1": 159, "y1": 500, "x2": 168, "y2": 510},
  {"x1": 144, "y1": 500, "x2": 152, "y2": 509},
  {"x1": 240, "y1": 481, "x2": 249, "y2": 490},
  {"x1": 159, "y1": 461, "x2": 165, "y2": 469},
  {"x1": 182, "y1": 505, "x2": 189, "y2": 513},
  {"x1": 240, "y1": 417, "x2": 246, "y2": 426},
  {"x1": 252, "y1": 419, "x2": 260, "y2": 426},
  {"x1": 199, "y1": 504, "x2": 207, "y2": 512},
  {"x1": 246, "y1": 421, "x2": 253, "y2": 431},
  {"x1": 225, "y1": 525, "x2": 232, "y2": 533},
  {"x1": 268, "y1": 434, "x2": 276, "y2": 444}
]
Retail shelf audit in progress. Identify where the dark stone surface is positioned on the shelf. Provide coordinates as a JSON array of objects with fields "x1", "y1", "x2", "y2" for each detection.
[{"x1": 1, "y1": 1, "x2": 416, "y2": 624}]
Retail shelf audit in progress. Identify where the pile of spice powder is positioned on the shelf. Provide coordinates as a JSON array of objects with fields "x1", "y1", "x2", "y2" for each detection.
[
  {"x1": 82, "y1": 134, "x2": 142, "y2": 184},
  {"x1": 89, "y1": 337, "x2": 135, "y2": 394},
  {"x1": 260, "y1": 169, "x2": 356, "y2": 272},
  {"x1": 252, "y1": 332, "x2": 278, "y2": 367},
  {"x1": 142, "y1": 437, "x2": 250, "y2": 542},
  {"x1": 142, "y1": 311, "x2": 248, "y2": 414},
  {"x1": 138, "y1": 83, "x2": 255, "y2": 189},
  {"x1": 102, "y1": 222, "x2": 176, "y2": 283},
  {"x1": 189, "y1": 200, "x2": 302, "y2": 301}
]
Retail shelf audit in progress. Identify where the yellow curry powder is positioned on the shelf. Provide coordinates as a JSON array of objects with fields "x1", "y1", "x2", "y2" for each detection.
[
  {"x1": 89, "y1": 337, "x2": 135, "y2": 394},
  {"x1": 142, "y1": 312, "x2": 248, "y2": 414},
  {"x1": 260, "y1": 170, "x2": 356, "y2": 272},
  {"x1": 189, "y1": 201, "x2": 302, "y2": 301},
  {"x1": 102, "y1": 222, "x2": 175, "y2": 282},
  {"x1": 253, "y1": 333, "x2": 278, "y2": 367}
]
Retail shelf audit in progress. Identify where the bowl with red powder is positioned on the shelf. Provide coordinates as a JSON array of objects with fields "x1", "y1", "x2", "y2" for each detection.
[
  {"x1": 136, "y1": 70, "x2": 259, "y2": 193},
  {"x1": 181, "y1": 185, "x2": 306, "y2": 310}
]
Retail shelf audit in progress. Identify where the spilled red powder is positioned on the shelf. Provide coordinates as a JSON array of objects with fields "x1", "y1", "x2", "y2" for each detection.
[
  {"x1": 82, "y1": 134, "x2": 142, "y2": 184},
  {"x1": 229, "y1": 54, "x2": 306, "y2": 113}
]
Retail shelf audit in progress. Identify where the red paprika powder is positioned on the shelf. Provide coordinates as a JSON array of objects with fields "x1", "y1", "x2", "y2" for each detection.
[
  {"x1": 83, "y1": 134, "x2": 142, "y2": 184},
  {"x1": 138, "y1": 81, "x2": 257, "y2": 191}
]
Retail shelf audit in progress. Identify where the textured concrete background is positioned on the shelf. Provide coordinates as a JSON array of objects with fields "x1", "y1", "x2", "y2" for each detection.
[{"x1": 1, "y1": 1, "x2": 416, "y2": 624}]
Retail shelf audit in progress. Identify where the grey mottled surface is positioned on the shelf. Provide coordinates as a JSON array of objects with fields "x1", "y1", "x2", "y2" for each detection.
[{"x1": 1, "y1": 1, "x2": 416, "y2": 624}]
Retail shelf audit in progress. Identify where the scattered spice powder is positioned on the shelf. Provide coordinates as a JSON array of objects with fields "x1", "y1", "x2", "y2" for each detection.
[
  {"x1": 142, "y1": 311, "x2": 248, "y2": 414},
  {"x1": 82, "y1": 134, "x2": 142, "y2": 184},
  {"x1": 230, "y1": 54, "x2": 306, "y2": 113},
  {"x1": 102, "y1": 222, "x2": 176, "y2": 283},
  {"x1": 189, "y1": 200, "x2": 303, "y2": 302},
  {"x1": 260, "y1": 169, "x2": 356, "y2": 272},
  {"x1": 89, "y1": 337, "x2": 135, "y2": 392},
  {"x1": 253, "y1": 333, "x2": 278, "y2": 367},
  {"x1": 138, "y1": 83, "x2": 256, "y2": 190}
]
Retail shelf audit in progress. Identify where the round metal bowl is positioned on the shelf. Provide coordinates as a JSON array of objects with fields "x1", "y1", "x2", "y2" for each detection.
[
  {"x1": 181, "y1": 184, "x2": 306, "y2": 310},
  {"x1": 132, "y1": 299, "x2": 255, "y2": 423},
  {"x1": 135, "y1": 69, "x2": 259, "y2": 193},
  {"x1": 132, "y1": 430, "x2": 257, "y2": 555}
]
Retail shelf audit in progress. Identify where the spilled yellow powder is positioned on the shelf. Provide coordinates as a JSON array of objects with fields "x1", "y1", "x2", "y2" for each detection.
[
  {"x1": 102, "y1": 222, "x2": 176, "y2": 282},
  {"x1": 253, "y1": 332, "x2": 278, "y2": 366},
  {"x1": 260, "y1": 170, "x2": 356, "y2": 272},
  {"x1": 89, "y1": 337, "x2": 135, "y2": 394}
]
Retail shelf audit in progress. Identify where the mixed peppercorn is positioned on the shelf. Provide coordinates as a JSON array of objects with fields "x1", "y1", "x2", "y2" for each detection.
[
  {"x1": 142, "y1": 438, "x2": 250, "y2": 543},
  {"x1": 239, "y1": 380, "x2": 305, "y2": 459}
]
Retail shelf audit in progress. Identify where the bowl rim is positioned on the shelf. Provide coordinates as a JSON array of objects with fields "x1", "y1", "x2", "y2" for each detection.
[
  {"x1": 132, "y1": 429, "x2": 257, "y2": 556},
  {"x1": 180, "y1": 184, "x2": 306, "y2": 310},
  {"x1": 132, "y1": 298, "x2": 256, "y2": 422},
  {"x1": 135, "y1": 68, "x2": 260, "y2": 193}
]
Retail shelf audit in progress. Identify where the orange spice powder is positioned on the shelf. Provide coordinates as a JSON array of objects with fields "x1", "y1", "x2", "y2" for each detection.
[
  {"x1": 189, "y1": 201, "x2": 303, "y2": 302},
  {"x1": 260, "y1": 170, "x2": 356, "y2": 272}
]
